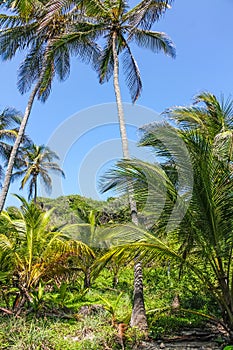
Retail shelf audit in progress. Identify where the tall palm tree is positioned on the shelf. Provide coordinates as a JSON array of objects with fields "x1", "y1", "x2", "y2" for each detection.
[
  {"x1": 90, "y1": 0, "x2": 175, "y2": 329},
  {"x1": 12, "y1": 144, "x2": 65, "y2": 203},
  {"x1": 0, "y1": 1, "x2": 101, "y2": 210},
  {"x1": 1, "y1": 0, "x2": 175, "y2": 329},
  {"x1": 39, "y1": 0, "x2": 175, "y2": 178}
]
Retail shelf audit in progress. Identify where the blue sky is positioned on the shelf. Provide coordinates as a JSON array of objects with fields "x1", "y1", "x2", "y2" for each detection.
[{"x1": 0, "y1": 0, "x2": 233, "y2": 207}]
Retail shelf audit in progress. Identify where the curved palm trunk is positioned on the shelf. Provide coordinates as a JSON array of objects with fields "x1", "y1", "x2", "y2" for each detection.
[
  {"x1": 0, "y1": 49, "x2": 50, "y2": 211},
  {"x1": 112, "y1": 32, "x2": 148, "y2": 331},
  {"x1": 0, "y1": 86, "x2": 39, "y2": 211}
]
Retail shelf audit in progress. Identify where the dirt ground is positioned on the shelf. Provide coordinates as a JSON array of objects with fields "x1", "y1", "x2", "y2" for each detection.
[
  {"x1": 135, "y1": 326, "x2": 229, "y2": 350},
  {"x1": 136, "y1": 339, "x2": 222, "y2": 349}
]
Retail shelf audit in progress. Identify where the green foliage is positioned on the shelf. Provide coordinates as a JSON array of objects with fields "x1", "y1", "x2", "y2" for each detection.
[
  {"x1": 0, "y1": 313, "x2": 120, "y2": 350},
  {"x1": 0, "y1": 196, "x2": 95, "y2": 313},
  {"x1": 68, "y1": 194, "x2": 131, "y2": 225},
  {"x1": 0, "y1": 264, "x2": 225, "y2": 348},
  {"x1": 98, "y1": 92, "x2": 233, "y2": 335},
  {"x1": 37, "y1": 194, "x2": 131, "y2": 228},
  {"x1": 0, "y1": 316, "x2": 52, "y2": 350},
  {"x1": 12, "y1": 144, "x2": 65, "y2": 203}
]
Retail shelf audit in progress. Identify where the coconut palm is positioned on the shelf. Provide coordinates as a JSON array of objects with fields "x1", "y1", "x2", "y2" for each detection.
[
  {"x1": 164, "y1": 91, "x2": 233, "y2": 164},
  {"x1": 87, "y1": 0, "x2": 175, "y2": 329},
  {"x1": 165, "y1": 92, "x2": 233, "y2": 135},
  {"x1": 12, "y1": 144, "x2": 65, "y2": 203},
  {"x1": 41, "y1": 0, "x2": 175, "y2": 181},
  {"x1": 0, "y1": 1, "x2": 101, "y2": 210},
  {"x1": 1, "y1": 0, "x2": 175, "y2": 328},
  {"x1": 99, "y1": 94, "x2": 233, "y2": 338},
  {"x1": 0, "y1": 195, "x2": 95, "y2": 313}
]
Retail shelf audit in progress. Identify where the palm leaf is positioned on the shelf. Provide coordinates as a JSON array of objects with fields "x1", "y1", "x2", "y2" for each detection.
[
  {"x1": 122, "y1": 39, "x2": 142, "y2": 102},
  {"x1": 132, "y1": 28, "x2": 175, "y2": 58},
  {"x1": 126, "y1": 0, "x2": 173, "y2": 30},
  {"x1": 99, "y1": 37, "x2": 114, "y2": 83}
]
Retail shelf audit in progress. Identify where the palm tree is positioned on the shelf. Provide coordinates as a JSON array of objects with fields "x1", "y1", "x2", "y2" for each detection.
[
  {"x1": 85, "y1": 0, "x2": 175, "y2": 330},
  {"x1": 0, "y1": 195, "x2": 95, "y2": 313},
  {"x1": 12, "y1": 144, "x2": 65, "y2": 204},
  {"x1": 99, "y1": 93, "x2": 233, "y2": 338},
  {"x1": 0, "y1": 1, "x2": 101, "y2": 210},
  {"x1": 1, "y1": 0, "x2": 175, "y2": 328},
  {"x1": 41, "y1": 0, "x2": 175, "y2": 184},
  {"x1": 164, "y1": 91, "x2": 233, "y2": 163}
]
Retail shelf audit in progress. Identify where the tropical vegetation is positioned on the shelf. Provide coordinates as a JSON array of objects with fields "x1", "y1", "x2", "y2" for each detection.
[
  {"x1": 0, "y1": 93, "x2": 232, "y2": 349},
  {"x1": 0, "y1": 0, "x2": 175, "y2": 331},
  {"x1": 98, "y1": 92, "x2": 233, "y2": 340},
  {"x1": 0, "y1": 0, "x2": 233, "y2": 349},
  {"x1": 12, "y1": 144, "x2": 65, "y2": 203}
]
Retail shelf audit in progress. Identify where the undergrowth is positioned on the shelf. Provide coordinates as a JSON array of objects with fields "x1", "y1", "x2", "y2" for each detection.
[{"x1": 0, "y1": 267, "x2": 222, "y2": 349}]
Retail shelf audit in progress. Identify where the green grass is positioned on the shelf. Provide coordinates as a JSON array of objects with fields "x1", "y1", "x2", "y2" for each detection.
[
  {"x1": 0, "y1": 266, "x2": 222, "y2": 349},
  {"x1": 0, "y1": 314, "x2": 119, "y2": 350},
  {"x1": 0, "y1": 312, "x2": 144, "y2": 350}
]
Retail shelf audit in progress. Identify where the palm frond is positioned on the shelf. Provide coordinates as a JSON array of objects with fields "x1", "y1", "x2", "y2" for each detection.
[
  {"x1": 0, "y1": 14, "x2": 25, "y2": 29},
  {"x1": 122, "y1": 39, "x2": 142, "y2": 103},
  {"x1": 99, "y1": 37, "x2": 114, "y2": 83},
  {"x1": 0, "y1": 21, "x2": 38, "y2": 60},
  {"x1": 4, "y1": 0, "x2": 41, "y2": 19},
  {"x1": 39, "y1": 171, "x2": 52, "y2": 195},
  {"x1": 131, "y1": 28, "x2": 175, "y2": 58},
  {"x1": 126, "y1": 0, "x2": 173, "y2": 30},
  {"x1": 17, "y1": 42, "x2": 45, "y2": 94}
]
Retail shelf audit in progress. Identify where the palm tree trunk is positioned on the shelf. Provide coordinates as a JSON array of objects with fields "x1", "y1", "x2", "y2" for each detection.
[
  {"x1": 112, "y1": 31, "x2": 148, "y2": 331},
  {"x1": 112, "y1": 33, "x2": 130, "y2": 160},
  {"x1": 33, "y1": 175, "x2": 37, "y2": 204},
  {"x1": 0, "y1": 49, "x2": 50, "y2": 212},
  {"x1": 130, "y1": 260, "x2": 148, "y2": 331},
  {"x1": 0, "y1": 86, "x2": 38, "y2": 211}
]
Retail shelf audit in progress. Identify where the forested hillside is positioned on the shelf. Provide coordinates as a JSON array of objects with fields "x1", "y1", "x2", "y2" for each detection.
[{"x1": 35, "y1": 195, "x2": 131, "y2": 226}]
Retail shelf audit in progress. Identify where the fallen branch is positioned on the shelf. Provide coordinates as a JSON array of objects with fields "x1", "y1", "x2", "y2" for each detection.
[{"x1": 0, "y1": 307, "x2": 14, "y2": 315}]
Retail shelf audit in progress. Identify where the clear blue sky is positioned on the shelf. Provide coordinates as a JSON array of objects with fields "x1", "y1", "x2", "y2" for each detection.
[{"x1": 0, "y1": 0, "x2": 233, "y2": 207}]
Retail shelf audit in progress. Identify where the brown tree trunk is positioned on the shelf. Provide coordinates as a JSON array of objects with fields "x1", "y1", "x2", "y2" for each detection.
[
  {"x1": 130, "y1": 260, "x2": 148, "y2": 331},
  {"x1": 0, "y1": 46, "x2": 50, "y2": 212},
  {"x1": 112, "y1": 31, "x2": 148, "y2": 331},
  {"x1": 33, "y1": 175, "x2": 37, "y2": 204},
  {"x1": 0, "y1": 86, "x2": 38, "y2": 211}
]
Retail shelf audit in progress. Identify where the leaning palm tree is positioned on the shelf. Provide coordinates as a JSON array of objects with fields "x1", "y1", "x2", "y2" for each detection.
[
  {"x1": 12, "y1": 144, "x2": 65, "y2": 203},
  {"x1": 0, "y1": 1, "x2": 101, "y2": 210},
  {"x1": 0, "y1": 107, "x2": 32, "y2": 187}
]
